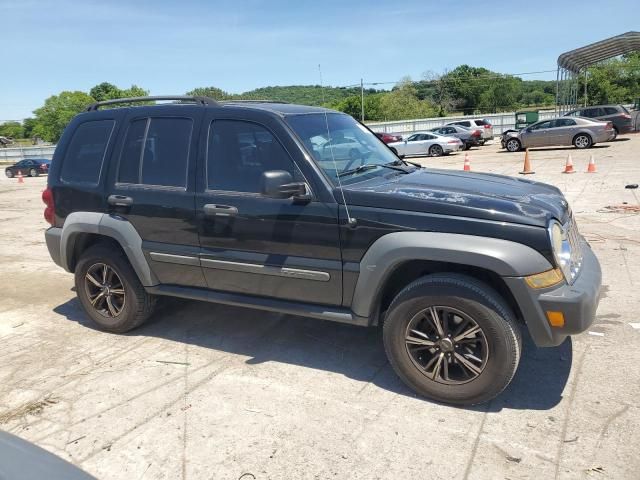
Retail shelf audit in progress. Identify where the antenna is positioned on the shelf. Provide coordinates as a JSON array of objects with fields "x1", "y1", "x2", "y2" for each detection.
[{"x1": 318, "y1": 64, "x2": 357, "y2": 227}]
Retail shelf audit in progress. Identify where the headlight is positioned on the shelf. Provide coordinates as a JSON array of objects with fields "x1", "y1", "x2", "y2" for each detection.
[{"x1": 548, "y1": 220, "x2": 573, "y2": 282}]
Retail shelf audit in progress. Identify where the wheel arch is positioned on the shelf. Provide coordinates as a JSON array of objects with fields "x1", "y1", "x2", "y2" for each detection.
[
  {"x1": 60, "y1": 212, "x2": 158, "y2": 286},
  {"x1": 350, "y1": 232, "x2": 552, "y2": 324}
]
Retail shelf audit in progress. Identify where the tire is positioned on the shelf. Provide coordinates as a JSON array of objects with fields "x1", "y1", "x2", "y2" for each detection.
[
  {"x1": 429, "y1": 144, "x2": 444, "y2": 157},
  {"x1": 29, "y1": 168, "x2": 38, "y2": 177},
  {"x1": 573, "y1": 133, "x2": 592, "y2": 149},
  {"x1": 463, "y1": 143, "x2": 471, "y2": 151},
  {"x1": 75, "y1": 244, "x2": 156, "y2": 333},
  {"x1": 5, "y1": 169, "x2": 13, "y2": 178},
  {"x1": 505, "y1": 138, "x2": 521, "y2": 152},
  {"x1": 611, "y1": 127, "x2": 618, "y2": 141},
  {"x1": 383, "y1": 274, "x2": 522, "y2": 405}
]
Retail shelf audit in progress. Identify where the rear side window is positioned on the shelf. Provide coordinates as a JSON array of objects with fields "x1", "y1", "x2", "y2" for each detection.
[
  {"x1": 475, "y1": 119, "x2": 489, "y2": 126},
  {"x1": 604, "y1": 107, "x2": 619, "y2": 115},
  {"x1": 61, "y1": 120, "x2": 115, "y2": 185},
  {"x1": 117, "y1": 117, "x2": 193, "y2": 188},
  {"x1": 457, "y1": 121, "x2": 471, "y2": 127}
]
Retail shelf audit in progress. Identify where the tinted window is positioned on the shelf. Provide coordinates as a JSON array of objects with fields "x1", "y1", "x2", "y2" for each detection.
[
  {"x1": 61, "y1": 120, "x2": 115, "y2": 185},
  {"x1": 475, "y1": 119, "x2": 489, "y2": 126},
  {"x1": 118, "y1": 119, "x2": 146, "y2": 184},
  {"x1": 553, "y1": 119, "x2": 576, "y2": 127},
  {"x1": 604, "y1": 107, "x2": 619, "y2": 115},
  {"x1": 117, "y1": 117, "x2": 192, "y2": 188},
  {"x1": 583, "y1": 108, "x2": 603, "y2": 118},
  {"x1": 456, "y1": 121, "x2": 471, "y2": 127},
  {"x1": 407, "y1": 134, "x2": 420, "y2": 141},
  {"x1": 207, "y1": 120, "x2": 295, "y2": 193},
  {"x1": 530, "y1": 121, "x2": 552, "y2": 130}
]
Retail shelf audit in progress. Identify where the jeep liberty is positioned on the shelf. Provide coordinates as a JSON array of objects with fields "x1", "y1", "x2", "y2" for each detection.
[{"x1": 43, "y1": 96, "x2": 602, "y2": 405}]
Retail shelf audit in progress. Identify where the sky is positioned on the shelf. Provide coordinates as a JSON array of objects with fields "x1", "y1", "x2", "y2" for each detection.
[{"x1": 1, "y1": 0, "x2": 639, "y2": 120}]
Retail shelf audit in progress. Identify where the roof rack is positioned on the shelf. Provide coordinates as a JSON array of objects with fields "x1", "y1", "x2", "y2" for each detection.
[
  {"x1": 85, "y1": 95, "x2": 219, "y2": 112},
  {"x1": 222, "y1": 99, "x2": 290, "y2": 104}
]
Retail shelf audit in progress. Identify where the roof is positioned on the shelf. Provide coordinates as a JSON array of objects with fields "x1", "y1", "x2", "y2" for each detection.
[
  {"x1": 558, "y1": 31, "x2": 640, "y2": 73},
  {"x1": 221, "y1": 101, "x2": 335, "y2": 116}
]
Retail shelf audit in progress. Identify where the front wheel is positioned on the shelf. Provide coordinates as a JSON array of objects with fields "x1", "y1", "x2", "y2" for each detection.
[
  {"x1": 383, "y1": 274, "x2": 521, "y2": 405},
  {"x1": 429, "y1": 144, "x2": 444, "y2": 157},
  {"x1": 505, "y1": 138, "x2": 521, "y2": 152},
  {"x1": 29, "y1": 168, "x2": 38, "y2": 177},
  {"x1": 5, "y1": 169, "x2": 13, "y2": 178},
  {"x1": 75, "y1": 244, "x2": 156, "y2": 333},
  {"x1": 573, "y1": 134, "x2": 592, "y2": 149}
]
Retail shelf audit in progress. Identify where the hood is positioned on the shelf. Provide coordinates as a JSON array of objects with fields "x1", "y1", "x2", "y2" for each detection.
[{"x1": 340, "y1": 168, "x2": 569, "y2": 228}]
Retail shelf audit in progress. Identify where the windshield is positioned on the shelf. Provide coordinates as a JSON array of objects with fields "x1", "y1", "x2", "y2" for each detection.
[{"x1": 286, "y1": 113, "x2": 401, "y2": 184}]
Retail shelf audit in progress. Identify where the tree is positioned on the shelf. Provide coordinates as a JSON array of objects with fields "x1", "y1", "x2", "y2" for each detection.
[
  {"x1": 379, "y1": 79, "x2": 436, "y2": 121},
  {"x1": 22, "y1": 118, "x2": 37, "y2": 139},
  {"x1": 187, "y1": 86, "x2": 232, "y2": 100},
  {"x1": 0, "y1": 121, "x2": 24, "y2": 139},
  {"x1": 32, "y1": 91, "x2": 94, "y2": 142},
  {"x1": 89, "y1": 82, "x2": 149, "y2": 101}
]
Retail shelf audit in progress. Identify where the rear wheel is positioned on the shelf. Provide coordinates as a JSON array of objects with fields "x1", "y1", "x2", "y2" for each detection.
[
  {"x1": 573, "y1": 133, "x2": 592, "y2": 149},
  {"x1": 611, "y1": 127, "x2": 618, "y2": 141},
  {"x1": 5, "y1": 169, "x2": 13, "y2": 178},
  {"x1": 75, "y1": 244, "x2": 155, "y2": 333},
  {"x1": 429, "y1": 144, "x2": 444, "y2": 157},
  {"x1": 29, "y1": 168, "x2": 38, "y2": 177},
  {"x1": 505, "y1": 138, "x2": 521, "y2": 152},
  {"x1": 383, "y1": 274, "x2": 521, "y2": 405}
]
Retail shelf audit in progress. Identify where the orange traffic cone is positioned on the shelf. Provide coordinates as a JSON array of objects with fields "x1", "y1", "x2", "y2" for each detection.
[
  {"x1": 463, "y1": 153, "x2": 471, "y2": 171},
  {"x1": 519, "y1": 148, "x2": 535, "y2": 175},
  {"x1": 17, "y1": 170, "x2": 24, "y2": 183},
  {"x1": 562, "y1": 154, "x2": 576, "y2": 174},
  {"x1": 586, "y1": 155, "x2": 597, "y2": 173}
]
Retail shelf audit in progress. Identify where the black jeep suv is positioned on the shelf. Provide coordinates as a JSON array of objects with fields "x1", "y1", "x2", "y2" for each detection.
[{"x1": 43, "y1": 96, "x2": 602, "y2": 405}]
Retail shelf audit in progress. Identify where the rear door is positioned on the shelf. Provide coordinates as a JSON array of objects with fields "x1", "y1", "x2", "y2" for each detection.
[
  {"x1": 106, "y1": 106, "x2": 205, "y2": 287},
  {"x1": 195, "y1": 112, "x2": 343, "y2": 306},
  {"x1": 549, "y1": 118, "x2": 577, "y2": 144}
]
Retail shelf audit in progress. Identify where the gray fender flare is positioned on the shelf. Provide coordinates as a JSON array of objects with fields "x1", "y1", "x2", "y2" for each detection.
[
  {"x1": 350, "y1": 231, "x2": 552, "y2": 318},
  {"x1": 60, "y1": 212, "x2": 158, "y2": 286}
]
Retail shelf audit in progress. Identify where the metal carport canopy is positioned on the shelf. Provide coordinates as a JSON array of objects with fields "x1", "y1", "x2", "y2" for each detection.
[{"x1": 558, "y1": 31, "x2": 640, "y2": 73}]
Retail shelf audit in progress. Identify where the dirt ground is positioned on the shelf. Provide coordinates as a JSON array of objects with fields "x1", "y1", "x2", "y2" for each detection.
[{"x1": 1, "y1": 136, "x2": 639, "y2": 480}]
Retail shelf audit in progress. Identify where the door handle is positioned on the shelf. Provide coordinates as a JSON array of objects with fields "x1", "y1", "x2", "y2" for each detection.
[
  {"x1": 108, "y1": 195, "x2": 133, "y2": 207},
  {"x1": 204, "y1": 204, "x2": 238, "y2": 217}
]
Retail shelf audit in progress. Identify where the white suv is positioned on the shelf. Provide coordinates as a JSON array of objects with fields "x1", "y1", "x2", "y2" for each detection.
[{"x1": 445, "y1": 119, "x2": 493, "y2": 141}]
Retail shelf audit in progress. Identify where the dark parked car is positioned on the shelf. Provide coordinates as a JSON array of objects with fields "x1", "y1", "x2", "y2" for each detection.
[
  {"x1": 5, "y1": 158, "x2": 51, "y2": 178},
  {"x1": 564, "y1": 104, "x2": 633, "y2": 139},
  {"x1": 43, "y1": 96, "x2": 601, "y2": 406},
  {"x1": 375, "y1": 132, "x2": 403, "y2": 144},
  {"x1": 429, "y1": 125, "x2": 482, "y2": 150}
]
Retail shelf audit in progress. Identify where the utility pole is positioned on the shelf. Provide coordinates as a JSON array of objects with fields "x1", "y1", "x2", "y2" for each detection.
[
  {"x1": 584, "y1": 68, "x2": 588, "y2": 107},
  {"x1": 360, "y1": 78, "x2": 365, "y2": 122}
]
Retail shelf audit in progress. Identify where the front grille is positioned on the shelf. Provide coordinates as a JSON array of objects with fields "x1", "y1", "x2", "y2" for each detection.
[{"x1": 565, "y1": 216, "x2": 584, "y2": 283}]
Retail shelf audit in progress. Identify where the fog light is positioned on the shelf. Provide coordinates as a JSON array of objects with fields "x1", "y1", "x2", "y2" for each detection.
[
  {"x1": 524, "y1": 268, "x2": 564, "y2": 289},
  {"x1": 546, "y1": 311, "x2": 565, "y2": 328}
]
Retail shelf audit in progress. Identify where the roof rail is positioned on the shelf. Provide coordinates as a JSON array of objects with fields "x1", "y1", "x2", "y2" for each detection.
[
  {"x1": 222, "y1": 99, "x2": 290, "y2": 104},
  {"x1": 85, "y1": 95, "x2": 220, "y2": 111}
]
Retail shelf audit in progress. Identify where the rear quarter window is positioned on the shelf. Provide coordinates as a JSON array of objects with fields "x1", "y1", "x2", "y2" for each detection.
[{"x1": 60, "y1": 120, "x2": 115, "y2": 185}]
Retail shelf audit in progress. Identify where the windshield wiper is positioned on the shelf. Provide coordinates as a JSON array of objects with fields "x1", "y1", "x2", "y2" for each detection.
[
  {"x1": 337, "y1": 163, "x2": 408, "y2": 178},
  {"x1": 389, "y1": 158, "x2": 422, "y2": 168}
]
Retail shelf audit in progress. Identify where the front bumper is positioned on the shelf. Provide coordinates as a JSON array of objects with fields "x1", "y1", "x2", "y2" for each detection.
[{"x1": 504, "y1": 240, "x2": 602, "y2": 347}]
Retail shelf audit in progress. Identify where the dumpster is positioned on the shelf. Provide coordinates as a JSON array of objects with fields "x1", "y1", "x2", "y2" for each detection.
[{"x1": 515, "y1": 110, "x2": 539, "y2": 129}]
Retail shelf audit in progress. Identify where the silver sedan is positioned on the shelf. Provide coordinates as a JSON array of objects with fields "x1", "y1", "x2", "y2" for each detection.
[
  {"x1": 387, "y1": 131, "x2": 463, "y2": 157},
  {"x1": 502, "y1": 117, "x2": 615, "y2": 152}
]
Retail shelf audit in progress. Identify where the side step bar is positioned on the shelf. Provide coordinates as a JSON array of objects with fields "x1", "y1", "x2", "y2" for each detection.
[{"x1": 146, "y1": 285, "x2": 370, "y2": 327}]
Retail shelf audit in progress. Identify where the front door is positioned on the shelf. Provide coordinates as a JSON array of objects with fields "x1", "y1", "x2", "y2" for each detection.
[
  {"x1": 106, "y1": 106, "x2": 205, "y2": 287},
  {"x1": 195, "y1": 115, "x2": 343, "y2": 306},
  {"x1": 523, "y1": 120, "x2": 553, "y2": 147}
]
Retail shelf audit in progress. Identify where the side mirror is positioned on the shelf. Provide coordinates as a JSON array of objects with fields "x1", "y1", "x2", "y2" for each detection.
[{"x1": 261, "y1": 170, "x2": 310, "y2": 201}]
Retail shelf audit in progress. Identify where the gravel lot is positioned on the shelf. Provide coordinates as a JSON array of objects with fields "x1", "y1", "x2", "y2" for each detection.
[{"x1": 1, "y1": 136, "x2": 639, "y2": 479}]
